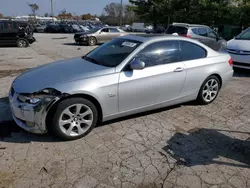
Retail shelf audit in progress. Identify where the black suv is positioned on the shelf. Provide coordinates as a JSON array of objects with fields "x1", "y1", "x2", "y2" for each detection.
[
  {"x1": 165, "y1": 23, "x2": 227, "y2": 51},
  {"x1": 0, "y1": 21, "x2": 36, "y2": 47}
]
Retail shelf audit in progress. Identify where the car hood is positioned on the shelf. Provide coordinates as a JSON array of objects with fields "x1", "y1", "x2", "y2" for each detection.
[
  {"x1": 227, "y1": 39, "x2": 250, "y2": 51},
  {"x1": 13, "y1": 57, "x2": 114, "y2": 93},
  {"x1": 76, "y1": 31, "x2": 95, "y2": 35}
]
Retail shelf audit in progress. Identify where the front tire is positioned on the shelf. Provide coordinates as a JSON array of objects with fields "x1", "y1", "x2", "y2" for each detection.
[
  {"x1": 88, "y1": 37, "x2": 97, "y2": 46},
  {"x1": 17, "y1": 39, "x2": 29, "y2": 48},
  {"x1": 197, "y1": 76, "x2": 220, "y2": 105},
  {"x1": 52, "y1": 98, "x2": 98, "y2": 140}
]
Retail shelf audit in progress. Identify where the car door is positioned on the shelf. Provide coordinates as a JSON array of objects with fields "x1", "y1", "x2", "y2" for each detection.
[
  {"x1": 178, "y1": 41, "x2": 208, "y2": 97},
  {"x1": 97, "y1": 28, "x2": 110, "y2": 43},
  {"x1": 118, "y1": 40, "x2": 186, "y2": 112}
]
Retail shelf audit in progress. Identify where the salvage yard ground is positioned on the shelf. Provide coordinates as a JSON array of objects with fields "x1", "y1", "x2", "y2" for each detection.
[{"x1": 0, "y1": 33, "x2": 250, "y2": 188}]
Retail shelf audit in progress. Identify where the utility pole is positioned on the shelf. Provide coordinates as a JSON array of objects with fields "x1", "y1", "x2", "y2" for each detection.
[
  {"x1": 120, "y1": 0, "x2": 123, "y2": 26},
  {"x1": 50, "y1": 0, "x2": 53, "y2": 16}
]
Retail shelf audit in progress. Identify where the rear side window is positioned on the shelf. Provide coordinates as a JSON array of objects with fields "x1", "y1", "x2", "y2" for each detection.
[
  {"x1": 101, "y1": 28, "x2": 109, "y2": 32},
  {"x1": 166, "y1": 26, "x2": 188, "y2": 35},
  {"x1": 180, "y1": 41, "x2": 206, "y2": 61},
  {"x1": 110, "y1": 28, "x2": 120, "y2": 33},
  {"x1": 135, "y1": 40, "x2": 181, "y2": 67},
  {"x1": 191, "y1": 28, "x2": 199, "y2": 34},
  {"x1": 197, "y1": 28, "x2": 208, "y2": 37},
  {"x1": 3, "y1": 22, "x2": 13, "y2": 30}
]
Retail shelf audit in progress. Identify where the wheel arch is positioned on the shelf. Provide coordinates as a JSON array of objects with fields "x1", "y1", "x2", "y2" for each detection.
[
  {"x1": 88, "y1": 35, "x2": 98, "y2": 43},
  {"x1": 45, "y1": 93, "x2": 103, "y2": 131},
  {"x1": 207, "y1": 73, "x2": 222, "y2": 88}
]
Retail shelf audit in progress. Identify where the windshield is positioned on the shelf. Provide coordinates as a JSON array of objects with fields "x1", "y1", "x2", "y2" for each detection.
[
  {"x1": 83, "y1": 38, "x2": 142, "y2": 67},
  {"x1": 235, "y1": 28, "x2": 250, "y2": 40},
  {"x1": 89, "y1": 28, "x2": 100, "y2": 33}
]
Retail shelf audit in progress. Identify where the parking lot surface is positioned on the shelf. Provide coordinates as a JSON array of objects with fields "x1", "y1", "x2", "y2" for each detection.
[{"x1": 0, "y1": 34, "x2": 250, "y2": 188}]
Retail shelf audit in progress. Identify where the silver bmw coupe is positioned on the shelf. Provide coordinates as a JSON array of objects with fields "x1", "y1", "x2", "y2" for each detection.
[{"x1": 9, "y1": 34, "x2": 233, "y2": 140}]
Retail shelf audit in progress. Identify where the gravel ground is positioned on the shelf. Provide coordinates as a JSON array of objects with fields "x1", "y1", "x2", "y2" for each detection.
[{"x1": 0, "y1": 33, "x2": 250, "y2": 188}]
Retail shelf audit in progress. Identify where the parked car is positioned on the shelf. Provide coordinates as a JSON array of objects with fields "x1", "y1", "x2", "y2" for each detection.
[
  {"x1": 165, "y1": 23, "x2": 227, "y2": 51},
  {"x1": 74, "y1": 27, "x2": 127, "y2": 46},
  {"x1": 79, "y1": 25, "x2": 89, "y2": 32},
  {"x1": 146, "y1": 25, "x2": 166, "y2": 34},
  {"x1": 0, "y1": 20, "x2": 35, "y2": 47},
  {"x1": 132, "y1": 22, "x2": 147, "y2": 32},
  {"x1": 227, "y1": 27, "x2": 250, "y2": 69},
  {"x1": 59, "y1": 24, "x2": 75, "y2": 33},
  {"x1": 9, "y1": 34, "x2": 233, "y2": 140},
  {"x1": 44, "y1": 24, "x2": 60, "y2": 33},
  {"x1": 34, "y1": 24, "x2": 45, "y2": 33},
  {"x1": 121, "y1": 25, "x2": 132, "y2": 32}
]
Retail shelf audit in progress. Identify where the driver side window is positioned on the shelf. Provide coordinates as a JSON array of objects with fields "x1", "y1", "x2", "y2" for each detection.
[
  {"x1": 101, "y1": 28, "x2": 109, "y2": 33},
  {"x1": 135, "y1": 41, "x2": 181, "y2": 67}
]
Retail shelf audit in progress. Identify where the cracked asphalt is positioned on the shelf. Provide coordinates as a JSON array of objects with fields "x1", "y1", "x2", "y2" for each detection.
[{"x1": 0, "y1": 34, "x2": 250, "y2": 188}]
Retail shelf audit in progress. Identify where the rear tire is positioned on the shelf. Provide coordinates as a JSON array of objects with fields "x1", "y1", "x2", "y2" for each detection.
[
  {"x1": 197, "y1": 75, "x2": 221, "y2": 105},
  {"x1": 17, "y1": 39, "x2": 29, "y2": 48},
  {"x1": 52, "y1": 98, "x2": 98, "y2": 140},
  {"x1": 88, "y1": 37, "x2": 97, "y2": 46}
]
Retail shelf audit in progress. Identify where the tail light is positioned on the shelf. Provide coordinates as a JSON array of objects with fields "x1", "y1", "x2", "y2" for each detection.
[
  {"x1": 228, "y1": 58, "x2": 233, "y2": 66},
  {"x1": 180, "y1": 34, "x2": 191, "y2": 38}
]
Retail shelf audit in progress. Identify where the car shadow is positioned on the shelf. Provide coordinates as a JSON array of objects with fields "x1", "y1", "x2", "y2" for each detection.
[
  {"x1": 233, "y1": 68, "x2": 250, "y2": 77},
  {"x1": 163, "y1": 128, "x2": 250, "y2": 168},
  {"x1": 63, "y1": 42, "x2": 79, "y2": 46}
]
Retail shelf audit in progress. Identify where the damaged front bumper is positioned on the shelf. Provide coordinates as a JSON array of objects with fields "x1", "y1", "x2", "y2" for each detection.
[{"x1": 9, "y1": 87, "x2": 60, "y2": 134}]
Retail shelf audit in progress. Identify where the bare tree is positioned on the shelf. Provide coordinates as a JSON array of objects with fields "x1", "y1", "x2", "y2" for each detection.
[{"x1": 28, "y1": 3, "x2": 39, "y2": 19}]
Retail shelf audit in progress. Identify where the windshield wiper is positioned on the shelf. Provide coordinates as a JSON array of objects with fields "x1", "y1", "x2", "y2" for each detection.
[{"x1": 83, "y1": 56, "x2": 101, "y2": 65}]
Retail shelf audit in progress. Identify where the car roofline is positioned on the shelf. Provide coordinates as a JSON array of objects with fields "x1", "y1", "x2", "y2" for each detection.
[
  {"x1": 119, "y1": 34, "x2": 217, "y2": 54},
  {"x1": 172, "y1": 23, "x2": 209, "y2": 28}
]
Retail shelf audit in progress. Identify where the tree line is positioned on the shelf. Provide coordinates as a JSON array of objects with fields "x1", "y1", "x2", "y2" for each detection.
[
  {"x1": 129, "y1": 0, "x2": 250, "y2": 28},
  {"x1": 1, "y1": 0, "x2": 250, "y2": 28}
]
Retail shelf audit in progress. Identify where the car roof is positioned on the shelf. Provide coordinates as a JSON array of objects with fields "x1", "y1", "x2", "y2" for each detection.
[
  {"x1": 171, "y1": 23, "x2": 209, "y2": 28},
  {"x1": 121, "y1": 34, "x2": 190, "y2": 42}
]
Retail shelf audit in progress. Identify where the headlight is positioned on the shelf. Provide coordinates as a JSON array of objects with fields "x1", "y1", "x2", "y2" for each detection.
[
  {"x1": 18, "y1": 94, "x2": 45, "y2": 104},
  {"x1": 17, "y1": 88, "x2": 61, "y2": 104},
  {"x1": 80, "y1": 35, "x2": 87, "y2": 38}
]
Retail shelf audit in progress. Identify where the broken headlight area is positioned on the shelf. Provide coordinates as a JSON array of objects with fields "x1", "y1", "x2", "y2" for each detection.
[{"x1": 17, "y1": 88, "x2": 62, "y2": 104}]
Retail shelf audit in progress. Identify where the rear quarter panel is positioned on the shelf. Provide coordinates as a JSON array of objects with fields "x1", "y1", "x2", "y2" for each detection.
[{"x1": 181, "y1": 54, "x2": 233, "y2": 97}]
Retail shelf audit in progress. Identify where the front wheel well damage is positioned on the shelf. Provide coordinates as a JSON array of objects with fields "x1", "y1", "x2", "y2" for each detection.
[{"x1": 45, "y1": 94, "x2": 103, "y2": 132}]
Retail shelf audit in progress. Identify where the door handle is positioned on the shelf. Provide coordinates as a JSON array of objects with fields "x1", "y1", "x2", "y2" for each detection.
[{"x1": 174, "y1": 67, "x2": 184, "y2": 72}]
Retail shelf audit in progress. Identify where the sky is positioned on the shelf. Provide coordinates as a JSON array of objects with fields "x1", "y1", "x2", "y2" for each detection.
[{"x1": 0, "y1": 0, "x2": 129, "y2": 17}]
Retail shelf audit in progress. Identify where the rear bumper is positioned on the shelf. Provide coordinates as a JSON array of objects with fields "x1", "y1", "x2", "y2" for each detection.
[{"x1": 222, "y1": 69, "x2": 234, "y2": 88}]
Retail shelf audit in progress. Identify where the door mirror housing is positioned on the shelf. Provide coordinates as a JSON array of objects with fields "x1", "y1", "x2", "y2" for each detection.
[{"x1": 130, "y1": 58, "x2": 145, "y2": 70}]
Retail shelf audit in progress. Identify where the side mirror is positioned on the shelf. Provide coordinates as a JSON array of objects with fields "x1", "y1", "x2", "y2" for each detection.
[{"x1": 130, "y1": 58, "x2": 145, "y2": 70}]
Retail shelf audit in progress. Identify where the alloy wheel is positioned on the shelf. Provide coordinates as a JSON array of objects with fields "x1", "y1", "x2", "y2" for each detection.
[
  {"x1": 18, "y1": 40, "x2": 26, "y2": 47},
  {"x1": 59, "y1": 104, "x2": 93, "y2": 136},
  {"x1": 202, "y1": 78, "x2": 219, "y2": 103}
]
